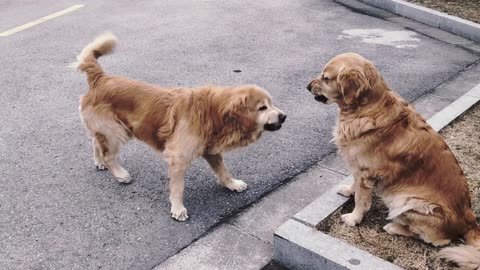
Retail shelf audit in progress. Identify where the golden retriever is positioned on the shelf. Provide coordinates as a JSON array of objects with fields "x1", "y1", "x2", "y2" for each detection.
[
  {"x1": 307, "y1": 53, "x2": 479, "y2": 269},
  {"x1": 74, "y1": 33, "x2": 286, "y2": 221}
]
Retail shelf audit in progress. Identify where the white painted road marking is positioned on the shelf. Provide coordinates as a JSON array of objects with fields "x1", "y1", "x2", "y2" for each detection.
[
  {"x1": 339, "y1": 28, "x2": 420, "y2": 48},
  {"x1": 0, "y1": 4, "x2": 84, "y2": 37}
]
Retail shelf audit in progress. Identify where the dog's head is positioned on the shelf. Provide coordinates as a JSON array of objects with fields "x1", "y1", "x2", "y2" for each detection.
[
  {"x1": 224, "y1": 85, "x2": 286, "y2": 132},
  {"x1": 307, "y1": 53, "x2": 380, "y2": 107}
]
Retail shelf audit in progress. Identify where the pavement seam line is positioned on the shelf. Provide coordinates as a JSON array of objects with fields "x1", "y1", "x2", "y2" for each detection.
[
  {"x1": 291, "y1": 216, "x2": 315, "y2": 228},
  {"x1": 227, "y1": 223, "x2": 270, "y2": 244},
  {"x1": 316, "y1": 164, "x2": 349, "y2": 176},
  {"x1": 421, "y1": 60, "x2": 480, "y2": 97},
  {"x1": 0, "y1": 5, "x2": 84, "y2": 37},
  {"x1": 427, "y1": 93, "x2": 455, "y2": 102}
]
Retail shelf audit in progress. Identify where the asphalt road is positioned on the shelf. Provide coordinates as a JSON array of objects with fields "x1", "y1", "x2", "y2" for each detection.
[{"x1": 0, "y1": 0, "x2": 478, "y2": 269}]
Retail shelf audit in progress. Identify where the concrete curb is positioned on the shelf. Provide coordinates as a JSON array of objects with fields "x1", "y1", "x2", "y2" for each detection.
[
  {"x1": 358, "y1": 0, "x2": 480, "y2": 42},
  {"x1": 273, "y1": 84, "x2": 480, "y2": 269},
  {"x1": 274, "y1": 219, "x2": 403, "y2": 270},
  {"x1": 427, "y1": 83, "x2": 480, "y2": 131}
]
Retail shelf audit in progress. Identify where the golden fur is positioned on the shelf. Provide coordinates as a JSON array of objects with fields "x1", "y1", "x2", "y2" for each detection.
[
  {"x1": 308, "y1": 53, "x2": 480, "y2": 269},
  {"x1": 75, "y1": 33, "x2": 286, "y2": 221}
]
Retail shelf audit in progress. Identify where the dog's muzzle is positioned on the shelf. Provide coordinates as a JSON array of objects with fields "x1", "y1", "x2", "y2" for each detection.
[
  {"x1": 314, "y1": 95, "x2": 328, "y2": 104},
  {"x1": 264, "y1": 113, "x2": 286, "y2": 131},
  {"x1": 307, "y1": 82, "x2": 313, "y2": 92},
  {"x1": 308, "y1": 81, "x2": 328, "y2": 104}
]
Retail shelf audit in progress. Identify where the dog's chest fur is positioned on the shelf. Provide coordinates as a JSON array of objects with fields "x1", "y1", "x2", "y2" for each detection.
[{"x1": 334, "y1": 116, "x2": 378, "y2": 171}]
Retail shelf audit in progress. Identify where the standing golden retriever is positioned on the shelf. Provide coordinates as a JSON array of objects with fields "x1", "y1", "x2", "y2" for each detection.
[
  {"x1": 307, "y1": 53, "x2": 479, "y2": 269},
  {"x1": 74, "y1": 33, "x2": 286, "y2": 221}
]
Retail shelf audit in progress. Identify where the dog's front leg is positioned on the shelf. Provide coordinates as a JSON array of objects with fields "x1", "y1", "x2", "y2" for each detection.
[
  {"x1": 203, "y1": 154, "x2": 247, "y2": 192},
  {"x1": 337, "y1": 172, "x2": 358, "y2": 197},
  {"x1": 167, "y1": 157, "x2": 189, "y2": 221},
  {"x1": 341, "y1": 170, "x2": 374, "y2": 226}
]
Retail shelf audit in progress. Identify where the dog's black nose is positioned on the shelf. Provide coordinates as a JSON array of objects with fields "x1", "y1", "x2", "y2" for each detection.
[
  {"x1": 279, "y1": 113, "x2": 287, "y2": 123},
  {"x1": 307, "y1": 82, "x2": 313, "y2": 92}
]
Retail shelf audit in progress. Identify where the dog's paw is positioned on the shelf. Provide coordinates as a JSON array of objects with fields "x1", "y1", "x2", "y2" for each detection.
[
  {"x1": 171, "y1": 206, "x2": 189, "y2": 222},
  {"x1": 418, "y1": 233, "x2": 451, "y2": 247},
  {"x1": 225, "y1": 179, "x2": 248, "y2": 192},
  {"x1": 114, "y1": 168, "x2": 131, "y2": 184},
  {"x1": 383, "y1": 223, "x2": 397, "y2": 235},
  {"x1": 430, "y1": 239, "x2": 451, "y2": 247},
  {"x1": 337, "y1": 184, "x2": 354, "y2": 197},
  {"x1": 383, "y1": 223, "x2": 414, "y2": 237},
  {"x1": 341, "y1": 213, "x2": 361, "y2": 226},
  {"x1": 96, "y1": 164, "x2": 107, "y2": 171}
]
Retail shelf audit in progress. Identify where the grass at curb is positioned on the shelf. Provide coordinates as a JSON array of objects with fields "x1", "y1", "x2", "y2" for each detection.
[
  {"x1": 405, "y1": 0, "x2": 480, "y2": 24},
  {"x1": 317, "y1": 104, "x2": 480, "y2": 270}
]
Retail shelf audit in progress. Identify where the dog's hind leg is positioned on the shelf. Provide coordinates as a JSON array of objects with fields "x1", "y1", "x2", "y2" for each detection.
[
  {"x1": 165, "y1": 154, "x2": 189, "y2": 221},
  {"x1": 92, "y1": 137, "x2": 107, "y2": 170},
  {"x1": 95, "y1": 131, "x2": 131, "y2": 184},
  {"x1": 406, "y1": 213, "x2": 452, "y2": 246}
]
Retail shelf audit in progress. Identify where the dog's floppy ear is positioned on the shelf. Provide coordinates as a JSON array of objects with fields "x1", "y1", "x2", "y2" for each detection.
[
  {"x1": 225, "y1": 94, "x2": 256, "y2": 130},
  {"x1": 337, "y1": 68, "x2": 370, "y2": 105},
  {"x1": 363, "y1": 60, "x2": 381, "y2": 88}
]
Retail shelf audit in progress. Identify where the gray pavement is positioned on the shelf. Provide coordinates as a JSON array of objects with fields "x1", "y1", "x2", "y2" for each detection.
[{"x1": 0, "y1": 0, "x2": 479, "y2": 269}]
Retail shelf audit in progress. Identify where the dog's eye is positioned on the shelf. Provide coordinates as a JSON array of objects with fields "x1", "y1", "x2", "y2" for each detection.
[
  {"x1": 323, "y1": 76, "x2": 329, "y2": 81},
  {"x1": 258, "y1": 105, "x2": 267, "y2": 111}
]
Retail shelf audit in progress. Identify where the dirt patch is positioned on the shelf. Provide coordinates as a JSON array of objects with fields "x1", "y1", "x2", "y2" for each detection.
[
  {"x1": 405, "y1": 0, "x2": 480, "y2": 24},
  {"x1": 317, "y1": 104, "x2": 480, "y2": 270}
]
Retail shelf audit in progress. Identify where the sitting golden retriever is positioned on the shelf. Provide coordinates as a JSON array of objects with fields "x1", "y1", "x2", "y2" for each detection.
[
  {"x1": 307, "y1": 53, "x2": 479, "y2": 269},
  {"x1": 74, "y1": 33, "x2": 286, "y2": 221}
]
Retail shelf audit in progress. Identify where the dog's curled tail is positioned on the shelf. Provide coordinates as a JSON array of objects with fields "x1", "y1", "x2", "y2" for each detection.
[
  {"x1": 438, "y1": 224, "x2": 480, "y2": 270},
  {"x1": 70, "y1": 32, "x2": 117, "y2": 85}
]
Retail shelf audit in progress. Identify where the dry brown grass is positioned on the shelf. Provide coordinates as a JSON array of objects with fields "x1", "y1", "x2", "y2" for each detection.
[
  {"x1": 317, "y1": 104, "x2": 480, "y2": 270},
  {"x1": 405, "y1": 0, "x2": 480, "y2": 24}
]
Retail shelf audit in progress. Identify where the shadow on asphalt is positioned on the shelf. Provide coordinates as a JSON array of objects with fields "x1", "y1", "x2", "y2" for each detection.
[{"x1": 261, "y1": 261, "x2": 289, "y2": 270}]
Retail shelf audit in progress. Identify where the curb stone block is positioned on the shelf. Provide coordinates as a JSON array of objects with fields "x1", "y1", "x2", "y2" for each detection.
[{"x1": 274, "y1": 219, "x2": 402, "y2": 270}]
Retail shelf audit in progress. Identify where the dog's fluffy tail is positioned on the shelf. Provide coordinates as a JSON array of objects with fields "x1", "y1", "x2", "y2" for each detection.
[
  {"x1": 437, "y1": 224, "x2": 480, "y2": 270},
  {"x1": 70, "y1": 32, "x2": 117, "y2": 86}
]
